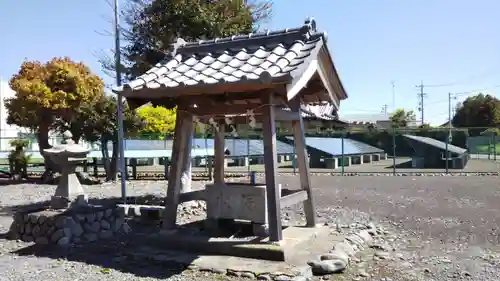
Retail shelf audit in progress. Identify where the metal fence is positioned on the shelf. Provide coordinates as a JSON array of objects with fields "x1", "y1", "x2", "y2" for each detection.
[{"x1": 0, "y1": 126, "x2": 498, "y2": 176}]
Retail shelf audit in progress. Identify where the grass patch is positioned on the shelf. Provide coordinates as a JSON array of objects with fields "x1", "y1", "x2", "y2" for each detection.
[{"x1": 475, "y1": 144, "x2": 500, "y2": 154}]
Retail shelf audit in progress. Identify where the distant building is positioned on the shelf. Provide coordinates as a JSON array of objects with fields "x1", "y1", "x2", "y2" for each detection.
[
  {"x1": 0, "y1": 79, "x2": 24, "y2": 150},
  {"x1": 340, "y1": 112, "x2": 419, "y2": 130}
]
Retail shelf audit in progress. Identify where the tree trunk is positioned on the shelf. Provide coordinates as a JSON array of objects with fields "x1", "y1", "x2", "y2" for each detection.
[
  {"x1": 38, "y1": 123, "x2": 59, "y2": 183},
  {"x1": 100, "y1": 138, "x2": 117, "y2": 181},
  {"x1": 108, "y1": 141, "x2": 118, "y2": 181}
]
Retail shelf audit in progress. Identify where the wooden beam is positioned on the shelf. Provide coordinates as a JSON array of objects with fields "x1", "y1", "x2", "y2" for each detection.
[
  {"x1": 290, "y1": 98, "x2": 317, "y2": 227},
  {"x1": 261, "y1": 94, "x2": 283, "y2": 242},
  {"x1": 186, "y1": 104, "x2": 265, "y2": 117},
  {"x1": 213, "y1": 119, "x2": 226, "y2": 184},
  {"x1": 280, "y1": 190, "x2": 308, "y2": 208},
  {"x1": 163, "y1": 110, "x2": 191, "y2": 229}
]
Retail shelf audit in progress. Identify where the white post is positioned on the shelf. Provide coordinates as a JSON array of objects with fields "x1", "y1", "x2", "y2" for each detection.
[{"x1": 181, "y1": 128, "x2": 194, "y2": 193}]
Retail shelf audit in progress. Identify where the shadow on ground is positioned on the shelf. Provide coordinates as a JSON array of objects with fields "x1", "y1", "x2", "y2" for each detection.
[
  {"x1": 0, "y1": 194, "x2": 204, "y2": 279},
  {"x1": 7, "y1": 221, "x2": 197, "y2": 279}
]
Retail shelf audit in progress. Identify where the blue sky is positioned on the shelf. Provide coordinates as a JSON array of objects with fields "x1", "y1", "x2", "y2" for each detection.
[{"x1": 0, "y1": 0, "x2": 499, "y2": 125}]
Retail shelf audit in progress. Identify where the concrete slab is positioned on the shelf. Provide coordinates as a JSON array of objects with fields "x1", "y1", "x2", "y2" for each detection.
[
  {"x1": 131, "y1": 225, "x2": 344, "y2": 278},
  {"x1": 145, "y1": 225, "x2": 331, "y2": 262}
]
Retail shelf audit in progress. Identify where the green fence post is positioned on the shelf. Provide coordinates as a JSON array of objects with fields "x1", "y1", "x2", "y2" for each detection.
[
  {"x1": 341, "y1": 132, "x2": 345, "y2": 176},
  {"x1": 494, "y1": 133, "x2": 497, "y2": 161},
  {"x1": 392, "y1": 128, "x2": 396, "y2": 176}
]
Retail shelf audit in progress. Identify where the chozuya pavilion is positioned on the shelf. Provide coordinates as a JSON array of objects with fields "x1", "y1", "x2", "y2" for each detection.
[{"x1": 114, "y1": 18, "x2": 348, "y2": 260}]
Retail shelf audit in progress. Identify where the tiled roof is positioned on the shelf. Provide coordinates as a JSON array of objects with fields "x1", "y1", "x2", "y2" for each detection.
[{"x1": 122, "y1": 18, "x2": 328, "y2": 91}]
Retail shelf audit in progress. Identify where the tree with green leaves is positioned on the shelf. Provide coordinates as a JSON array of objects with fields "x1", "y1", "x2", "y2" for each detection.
[
  {"x1": 389, "y1": 109, "x2": 416, "y2": 128},
  {"x1": 101, "y1": 0, "x2": 273, "y2": 81},
  {"x1": 452, "y1": 93, "x2": 500, "y2": 135},
  {"x1": 136, "y1": 105, "x2": 176, "y2": 139},
  {"x1": 57, "y1": 96, "x2": 145, "y2": 181},
  {"x1": 6, "y1": 58, "x2": 104, "y2": 180}
]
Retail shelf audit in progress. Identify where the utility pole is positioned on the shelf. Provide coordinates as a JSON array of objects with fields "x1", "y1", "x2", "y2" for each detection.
[
  {"x1": 416, "y1": 81, "x2": 427, "y2": 125},
  {"x1": 114, "y1": 0, "x2": 127, "y2": 203},
  {"x1": 381, "y1": 104, "x2": 389, "y2": 118}
]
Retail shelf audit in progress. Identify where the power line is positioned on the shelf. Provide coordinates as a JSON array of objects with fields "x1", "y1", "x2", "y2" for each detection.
[
  {"x1": 416, "y1": 81, "x2": 427, "y2": 125},
  {"x1": 421, "y1": 83, "x2": 500, "y2": 107},
  {"x1": 422, "y1": 67, "x2": 500, "y2": 88}
]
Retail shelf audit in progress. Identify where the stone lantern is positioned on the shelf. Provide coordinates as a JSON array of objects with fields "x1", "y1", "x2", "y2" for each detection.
[{"x1": 44, "y1": 131, "x2": 90, "y2": 209}]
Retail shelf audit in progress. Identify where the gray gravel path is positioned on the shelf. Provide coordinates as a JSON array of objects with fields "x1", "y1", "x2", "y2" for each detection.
[{"x1": 0, "y1": 176, "x2": 499, "y2": 281}]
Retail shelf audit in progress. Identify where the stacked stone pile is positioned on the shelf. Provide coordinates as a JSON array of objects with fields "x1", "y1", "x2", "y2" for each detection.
[{"x1": 8, "y1": 207, "x2": 131, "y2": 245}]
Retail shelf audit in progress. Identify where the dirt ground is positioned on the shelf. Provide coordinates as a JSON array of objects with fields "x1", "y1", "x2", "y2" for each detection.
[{"x1": 0, "y1": 175, "x2": 500, "y2": 281}]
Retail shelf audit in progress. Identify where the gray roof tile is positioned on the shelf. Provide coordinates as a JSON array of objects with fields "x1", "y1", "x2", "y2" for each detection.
[{"x1": 123, "y1": 18, "x2": 327, "y2": 92}]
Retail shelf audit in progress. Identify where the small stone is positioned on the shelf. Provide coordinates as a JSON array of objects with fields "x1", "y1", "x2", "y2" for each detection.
[
  {"x1": 321, "y1": 250, "x2": 349, "y2": 265},
  {"x1": 70, "y1": 223, "x2": 84, "y2": 237},
  {"x1": 113, "y1": 217, "x2": 125, "y2": 232},
  {"x1": 240, "y1": 272, "x2": 255, "y2": 278},
  {"x1": 25, "y1": 223, "x2": 32, "y2": 235},
  {"x1": 257, "y1": 274, "x2": 272, "y2": 280},
  {"x1": 18, "y1": 223, "x2": 25, "y2": 234},
  {"x1": 57, "y1": 237, "x2": 70, "y2": 246},
  {"x1": 99, "y1": 230, "x2": 113, "y2": 239},
  {"x1": 96, "y1": 211, "x2": 104, "y2": 221},
  {"x1": 86, "y1": 213, "x2": 96, "y2": 222},
  {"x1": 274, "y1": 275, "x2": 293, "y2": 281},
  {"x1": 104, "y1": 209, "x2": 113, "y2": 218},
  {"x1": 63, "y1": 227, "x2": 73, "y2": 237},
  {"x1": 35, "y1": 237, "x2": 49, "y2": 245},
  {"x1": 22, "y1": 234, "x2": 33, "y2": 242},
  {"x1": 46, "y1": 226, "x2": 56, "y2": 236},
  {"x1": 30, "y1": 215, "x2": 38, "y2": 224},
  {"x1": 55, "y1": 216, "x2": 67, "y2": 228},
  {"x1": 356, "y1": 230, "x2": 373, "y2": 245},
  {"x1": 374, "y1": 251, "x2": 389, "y2": 259},
  {"x1": 84, "y1": 233, "x2": 97, "y2": 242},
  {"x1": 346, "y1": 235, "x2": 364, "y2": 246},
  {"x1": 226, "y1": 270, "x2": 241, "y2": 277},
  {"x1": 38, "y1": 215, "x2": 46, "y2": 224},
  {"x1": 211, "y1": 268, "x2": 226, "y2": 274},
  {"x1": 32, "y1": 225, "x2": 41, "y2": 236},
  {"x1": 100, "y1": 220, "x2": 111, "y2": 229},
  {"x1": 91, "y1": 221, "x2": 101, "y2": 232},
  {"x1": 357, "y1": 269, "x2": 369, "y2": 277},
  {"x1": 307, "y1": 259, "x2": 347, "y2": 275},
  {"x1": 335, "y1": 242, "x2": 356, "y2": 257},
  {"x1": 51, "y1": 229, "x2": 65, "y2": 243},
  {"x1": 122, "y1": 222, "x2": 131, "y2": 233}
]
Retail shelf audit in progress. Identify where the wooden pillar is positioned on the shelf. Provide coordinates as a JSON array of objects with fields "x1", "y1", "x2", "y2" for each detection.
[
  {"x1": 207, "y1": 156, "x2": 213, "y2": 181},
  {"x1": 290, "y1": 98, "x2": 317, "y2": 227},
  {"x1": 163, "y1": 110, "x2": 192, "y2": 229},
  {"x1": 261, "y1": 94, "x2": 283, "y2": 242},
  {"x1": 213, "y1": 120, "x2": 225, "y2": 184}
]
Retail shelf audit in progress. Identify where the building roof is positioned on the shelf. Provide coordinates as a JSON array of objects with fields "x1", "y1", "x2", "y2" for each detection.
[
  {"x1": 116, "y1": 18, "x2": 347, "y2": 106},
  {"x1": 403, "y1": 134, "x2": 467, "y2": 155}
]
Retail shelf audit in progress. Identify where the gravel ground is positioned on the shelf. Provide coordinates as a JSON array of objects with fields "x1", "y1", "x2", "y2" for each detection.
[{"x1": 0, "y1": 175, "x2": 499, "y2": 281}]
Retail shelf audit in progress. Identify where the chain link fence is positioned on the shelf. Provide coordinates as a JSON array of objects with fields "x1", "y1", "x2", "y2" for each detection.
[{"x1": 0, "y1": 126, "x2": 498, "y2": 177}]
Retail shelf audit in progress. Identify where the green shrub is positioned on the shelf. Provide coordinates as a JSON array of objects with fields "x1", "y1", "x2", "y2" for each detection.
[{"x1": 8, "y1": 139, "x2": 30, "y2": 179}]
